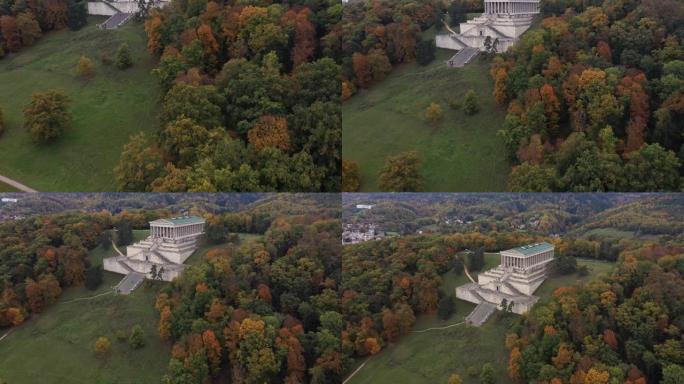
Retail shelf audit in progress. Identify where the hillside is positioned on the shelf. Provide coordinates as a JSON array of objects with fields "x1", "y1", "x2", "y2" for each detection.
[{"x1": 0, "y1": 18, "x2": 159, "y2": 191}]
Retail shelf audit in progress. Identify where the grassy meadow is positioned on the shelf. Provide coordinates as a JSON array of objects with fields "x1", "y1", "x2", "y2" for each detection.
[
  {"x1": 347, "y1": 253, "x2": 616, "y2": 384},
  {"x1": 342, "y1": 48, "x2": 510, "y2": 192},
  {"x1": 0, "y1": 18, "x2": 160, "y2": 191}
]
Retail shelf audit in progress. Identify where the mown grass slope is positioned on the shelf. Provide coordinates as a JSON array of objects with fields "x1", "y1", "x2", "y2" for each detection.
[{"x1": 0, "y1": 18, "x2": 160, "y2": 191}]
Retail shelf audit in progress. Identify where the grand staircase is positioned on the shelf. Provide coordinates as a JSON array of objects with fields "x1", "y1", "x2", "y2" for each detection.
[
  {"x1": 447, "y1": 47, "x2": 480, "y2": 68},
  {"x1": 465, "y1": 302, "x2": 497, "y2": 326}
]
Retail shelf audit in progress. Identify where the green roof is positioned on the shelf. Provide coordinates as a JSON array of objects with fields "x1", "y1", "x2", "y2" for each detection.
[
  {"x1": 152, "y1": 215, "x2": 204, "y2": 225},
  {"x1": 508, "y1": 242, "x2": 554, "y2": 257}
]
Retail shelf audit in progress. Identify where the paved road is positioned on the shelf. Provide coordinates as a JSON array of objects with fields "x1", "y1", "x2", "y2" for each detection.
[{"x1": 0, "y1": 174, "x2": 37, "y2": 192}]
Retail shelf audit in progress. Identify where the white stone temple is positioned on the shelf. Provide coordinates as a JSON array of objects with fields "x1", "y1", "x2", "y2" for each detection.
[
  {"x1": 436, "y1": 0, "x2": 540, "y2": 66},
  {"x1": 104, "y1": 216, "x2": 205, "y2": 292},
  {"x1": 457, "y1": 242, "x2": 554, "y2": 325}
]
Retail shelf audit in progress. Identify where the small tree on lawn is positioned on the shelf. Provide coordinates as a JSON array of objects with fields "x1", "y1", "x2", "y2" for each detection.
[
  {"x1": 23, "y1": 90, "x2": 72, "y2": 144},
  {"x1": 94, "y1": 336, "x2": 112, "y2": 358},
  {"x1": 116, "y1": 43, "x2": 133, "y2": 69},
  {"x1": 129, "y1": 324, "x2": 145, "y2": 349},
  {"x1": 463, "y1": 89, "x2": 479, "y2": 115},
  {"x1": 76, "y1": 55, "x2": 94, "y2": 78},
  {"x1": 85, "y1": 265, "x2": 103, "y2": 290},
  {"x1": 425, "y1": 102, "x2": 444, "y2": 125},
  {"x1": 378, "y1": 151, "x2": 423, "y2": 192},
  {"x1": 480, "y1": 362, "x2": 495, "y2": 384}
]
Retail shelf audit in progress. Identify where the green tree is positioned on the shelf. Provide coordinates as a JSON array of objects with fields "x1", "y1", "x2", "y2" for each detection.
[
  {"x1": 128, "y1": 324, "x2": 145, "y2": 349},
  {"x1": 508, "y1": 163, "x2": 556, "y2": 192},
  {"x1": 623, "y1": 144, "x2": 681, "y2": 191},
  {"x1": 662, "y1": 364, "x2": 684, "y2": 384},
  {"x1": 378, "y1": 151, "x2": 423, "y2": 192},
  {"x1": 160, "y1": 83, "x2": 223, "y2": 128},
  {"x1": 66, "y1": 0, "x2": 88, "y2": 30},
  {"x1": 23, "y1": 90, "x2": 72, "y2": 144},
  {"x1": 160, "y1": 117, "x2": 210, "y2": 166},
  {"x1": 480, "y1": 362, "x2": 495, "y2": 384},
  {"x1": 116, "y1": 43, "x2": 133, "y2": 70},
  {"x1": 115, "y1": 221, "x2": 134, "y2": 246},
  {"x1": 463, "y1": 89, "x2": 479, "y2": 115},
  {"x1": 114, "y1": 132, "x2": 165, "y2": 191}
]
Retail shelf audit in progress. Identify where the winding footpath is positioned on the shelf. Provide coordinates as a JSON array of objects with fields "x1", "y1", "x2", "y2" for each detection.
[{"x1": 0, "y1": 174, "x2": 37, "y2": 193}]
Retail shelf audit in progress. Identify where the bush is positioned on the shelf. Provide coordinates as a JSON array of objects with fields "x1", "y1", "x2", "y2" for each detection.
[
  {"x1": 447, "y1": 97, "x2": 460, "y2": 110},
  {"x1": 480, "y1": 362, "x2": 495, "y2": 384},
  {"x1": 438, "y1": 295, "x2": 455, "y2": 320},
  {"x1": 467, "y1": 366, "x2": 479, "y2": 377},
  {"x1": 23, "y1": 90, "x2": 72, "y2": 144},
  {"x1": 115, "y1": 329, "x2": 128, "y2": 342},
  {"x1": 463, "y1": 89, "x2": 479, "y2": 115},
  {"x1": 425, "y1": 102, "x2": 443, "y2": 125},
  {"x1": 94, "y1": 337, "x2": 111, "y2": 358},
  {"x1": 116, "y1": 43, "x2": 132, "y2": 70},
  {"x1": 76, "y1": 55, "x2": 94, "y2": 78},
  {"x1": 128, "y1": 324, "x2": 145, "y2": 349}
]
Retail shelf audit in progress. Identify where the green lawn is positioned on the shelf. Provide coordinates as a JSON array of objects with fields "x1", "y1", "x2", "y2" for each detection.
[
  {"x1": 347, "y1": 254, "x2": 616, "y2": 384},
  {"x1": 0, "y1": 230, "x2": 170, "y2": 384},
  {"x1": 0, "y1": 181, "x2": 19, "y2": 192},
  {"x1": 0, "y1": 17, "x2": 160, "y2": 191},
  {"x1": 342, "y1": 50, "x2": 510, "y2": 192}
]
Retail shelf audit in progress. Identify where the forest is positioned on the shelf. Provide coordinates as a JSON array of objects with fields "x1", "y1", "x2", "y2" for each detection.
[
  {"x1": 507, "y1": 241, "x2": 684, "y2": 383},
  {"x1": 112, "y1": 0, "x2": 342, "y2": 192},
  {"x1": 497, "y1": 0, "x2": 684, "y2": 191}
]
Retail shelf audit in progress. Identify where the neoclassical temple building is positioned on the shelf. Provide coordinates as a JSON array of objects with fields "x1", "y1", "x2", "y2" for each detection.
[
  {"x1": 457, "y1": 242, "x2": 554, "y2": 325},
  {"x1": 104, "y1": 216, "x2": 205, "y2": 292},
  {"x1": 436, "y1": 0, "x2": 540, "y2": 66}
]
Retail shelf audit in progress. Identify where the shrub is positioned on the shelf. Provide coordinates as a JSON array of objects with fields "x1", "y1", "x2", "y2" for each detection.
[
  {"x1": 463, "y1": 89, "x2": 480, "y2": 115},
  {"x1": 76, "y1": 55, "x2": 94, "y2": 78},
  {"x1": 128, "y1": 324, "x2": 145, "y2": 349},
  {"x1": 100, "y1": 52, "x2": 113, "y2": 66},
  {"x1": 425, "y1": 102, "x2": 444, "y2": 125},
  {"x1": 94, "y1": 337, "x2": 111, "y2": 358},
  {"x1": 115, "y1": 329, "x2": 128, "y2": 342},
  {"x1": 116, "y1": 43, "x2": 132, "y2": 70}
]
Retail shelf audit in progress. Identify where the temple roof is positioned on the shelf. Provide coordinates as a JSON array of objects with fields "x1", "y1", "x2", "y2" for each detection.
[
  {"x1": 150, "y1": 215, "x2": 205, "y2": 226},
  {"x1": 502, "y1": 242, "x2": 554, "y2": 257}
]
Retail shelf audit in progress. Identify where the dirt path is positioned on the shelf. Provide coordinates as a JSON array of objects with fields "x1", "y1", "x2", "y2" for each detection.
[
  {"x1": 412, "y1": 321, "x2": 465, "y2": 333},
  {"x1": 0, "y1": 174, "x2": 37, "y2": 193},
  {"x1": 343, "y1": 358, "x2": 371, "y2": 384}
]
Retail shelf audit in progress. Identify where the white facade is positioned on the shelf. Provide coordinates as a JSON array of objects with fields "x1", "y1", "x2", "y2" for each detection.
[
  {"x1": 104, "y1": 216, "x2": 205, "y2": 284},
  {"x1": 456, "y1": 242, "x2": 554, "y2": 316},
  {"x1": 88, "y1": 0, "x2": 170, "y2": 16},
  {"x1": 436, "y1": 0, "x2": 539, "y2": 54}
]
